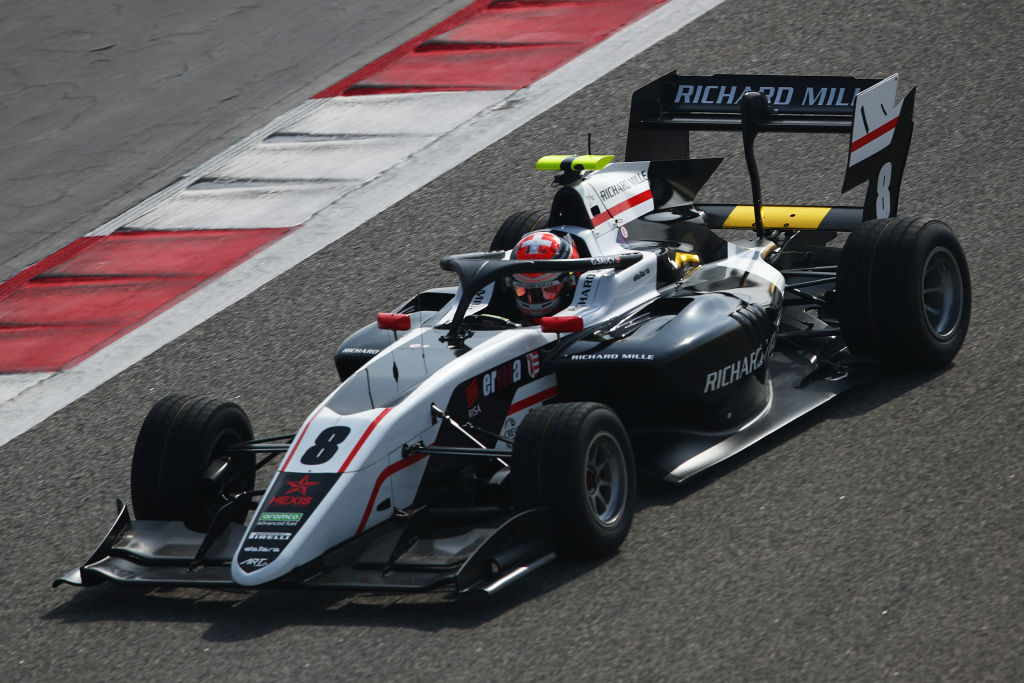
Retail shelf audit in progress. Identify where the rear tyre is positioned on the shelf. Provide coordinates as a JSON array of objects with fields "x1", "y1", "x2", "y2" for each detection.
[
  {"x1": 490, "y1": 210, "x2": 548, "y2": 251},
  {"x1": 513, "y1": 402, "x2": 635, "y2": 559},
  {"x1": 837, "y1": 216, "x2": 971, "y2": 369},
  {"x1": 131, "y1": 395, "x2": 255, "y2": 532}
]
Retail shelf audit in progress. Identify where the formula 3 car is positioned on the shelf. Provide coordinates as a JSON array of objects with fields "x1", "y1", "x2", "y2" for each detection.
[{"x1": 57, "y1": 72, "x2": 970, "y2": 596}]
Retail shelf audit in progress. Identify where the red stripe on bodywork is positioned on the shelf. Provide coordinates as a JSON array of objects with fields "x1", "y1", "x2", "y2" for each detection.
[
  {"x1": 850, "y1": 116, "x2": 899, "y2": 152},
  {"x1": 356, "y1": 451, "x2": 429, "y2": 533},
  {"x1": 280, "y1": 406, "x2": 327, "y2": 470},
  {"x1": 508, "y1": 385, "x2": 558, "y2": 415},
  {"x1": 355, "y1": 383, "x2": 557, "y2": 534},
  {"x1": 337, "y1": 408, "x2": 392, "y2": 473},
  {"x1": 591, "y1": 188, "x2": 653, "y2": 227}
]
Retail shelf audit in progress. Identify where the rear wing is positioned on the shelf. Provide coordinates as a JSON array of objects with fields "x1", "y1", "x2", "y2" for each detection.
[{"x1": 625, "y1": 73, "x2": 916, "y2": 228}]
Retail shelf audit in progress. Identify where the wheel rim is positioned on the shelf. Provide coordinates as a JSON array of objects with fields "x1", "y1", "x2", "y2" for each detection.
[
  {"x1": 584, "y1": 431, "x2": 627, "y2": 527},
  {"x1": 921, "y1": 246, "x2": 964, "y2": 340}
]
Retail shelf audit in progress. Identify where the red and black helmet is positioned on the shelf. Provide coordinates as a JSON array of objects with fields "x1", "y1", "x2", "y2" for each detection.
[{"x1": 510, "y1": 231, "x2": 578, "y2": 319}]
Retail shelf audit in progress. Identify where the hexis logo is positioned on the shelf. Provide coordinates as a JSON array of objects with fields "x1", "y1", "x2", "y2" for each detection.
[
  {"x1": 269, "y1": 474, "x2": 319, "y2": 507},
  {"x1": 285, "y1": 474, "x2": 318, "y2": 496}
]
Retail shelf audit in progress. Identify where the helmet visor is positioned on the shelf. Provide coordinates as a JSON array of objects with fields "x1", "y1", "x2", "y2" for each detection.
[{"x1": 513, "y1": 282, "x2": 563, "y2": 303}]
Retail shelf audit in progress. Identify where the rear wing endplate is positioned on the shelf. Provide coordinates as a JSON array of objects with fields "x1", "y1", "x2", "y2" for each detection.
[{"x1": 625, "y1": 73, "x2": 916, "y2": 223}]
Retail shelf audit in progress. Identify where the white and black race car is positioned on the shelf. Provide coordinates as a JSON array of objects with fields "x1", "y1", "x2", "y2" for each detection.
[{"x1": 57, "y1": 72, "x2": 970, "y2": 595}]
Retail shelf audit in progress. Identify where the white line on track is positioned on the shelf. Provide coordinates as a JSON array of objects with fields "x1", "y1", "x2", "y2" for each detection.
[{"x1": 0, "y1": 0, "x2": 726, "y2": 448}]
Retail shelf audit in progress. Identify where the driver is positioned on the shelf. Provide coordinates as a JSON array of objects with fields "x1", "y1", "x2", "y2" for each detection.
[{"x1": 509, "y1": 231, "x2": 578, "y2": 321}]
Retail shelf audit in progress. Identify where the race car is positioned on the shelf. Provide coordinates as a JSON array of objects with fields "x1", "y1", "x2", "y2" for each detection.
[{"x1": 56, "y1": 72, "x2": 970, "y2": 595}]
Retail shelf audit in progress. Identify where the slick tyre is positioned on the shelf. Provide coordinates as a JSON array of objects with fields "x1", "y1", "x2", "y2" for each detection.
[
  {"x1": 837, "y1": 216, "x2": 971, "y2": 370},
  {"x1": 131, "y1": 395, "x2": 255, "y2": 532},
  {"x1": 490, "y1": 210, "x2": 549, "y2": 251},
  {"x1": 513, "y1": 402, "x2": 635, "y2": 559}
]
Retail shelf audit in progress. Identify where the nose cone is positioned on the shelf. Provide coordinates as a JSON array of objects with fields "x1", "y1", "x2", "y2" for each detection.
[{"x1": 232, "y1": 471, "x2": 340, "y2": 584}]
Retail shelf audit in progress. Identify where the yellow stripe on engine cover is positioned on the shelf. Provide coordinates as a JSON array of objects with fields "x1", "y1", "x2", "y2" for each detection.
[{"x1": 723, "y1": 205, "x2": 832, "y2": 230}]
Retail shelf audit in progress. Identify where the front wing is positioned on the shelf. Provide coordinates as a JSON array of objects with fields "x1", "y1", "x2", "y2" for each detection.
[{"x1": 55, "y1": 499, "x2": 555, "y2": 595}]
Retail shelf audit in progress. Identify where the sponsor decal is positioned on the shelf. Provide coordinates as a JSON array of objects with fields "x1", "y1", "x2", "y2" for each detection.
[
  {"x1": 501, "y1": 416, "x2": 518, "y2": 441},
  {"x1": 466, "y1": 378, "x2": 480, "y2": 407},
  {"x1": 482, "y1": 359, "x2": 523, "y2": 398},
  {"x1": 632, "y1": 267, "x2": 651, "y2": 282},
  {"x1": 340, "y1": 347, "x2": 379, "y2": 355},
  {"x1": 238, "y1": 471, "x2": 339, "y2": 573},
  {"x1": 569, "y1": 352, "x2": 654, "y2": 361},
  {"x1": 596, "y1": 170, "x2": 648, "y2": 203},
  {"x1": 262, "y1": 473, "x2": 333, "y2": 509},
  {"x1": 469, "y1": 283, "x2": 493, "y2": 309},
  {"x1": 440, "y1": 352, "x2": 551, "y2": 447},
  {"x1": 527, "y1": 350, "x2": 540, "y2": 378},
  {"x1": 286, "y1": 474, "x2": 317, "y2": 496},
  {"x1": 575, "y1": 273, "x2": 597, "y2": 306},
  {"x1": 590, "y1": 256, "x2": 620, "y2": 266},
  {"x1": 248, "y1": 532, "x2": 292, "y2": 541},
  {"x1": 239, "y1": 557, "x2": 269, "y2": 568},
  {"x1": 268, "y1": 494, "x2": 312, "y2": 506},
  {"x1": 259, "y1": 512, "x2": 302, "y2": 523},
  {"x1": 268, "y1": 473, "x2": 319, "y2": 506},
  {"x1": 673, "y1": 84, "x2": 860, "y2": 109},
  {"x1": 703, "y1": 336, "x2": 776, "y2": 393},
  {"x1": 256, "y1": 511, "x2": 303, "y2": 527}
]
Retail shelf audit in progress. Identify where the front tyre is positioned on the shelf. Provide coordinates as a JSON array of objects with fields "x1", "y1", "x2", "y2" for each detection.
[
  {"x1": 837, "y1": 216, "x2": 971, "y2": 369},
  {"x1": 130, "y1": 395, "x2": 255, "y2": 532},
  {"x1": 513, "y1": 402, "x2": 635, "y2": 559}
]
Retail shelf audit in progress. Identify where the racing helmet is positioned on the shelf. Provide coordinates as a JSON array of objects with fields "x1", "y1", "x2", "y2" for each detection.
[{"x1": 510, "y1": 231, "x2": 579, "y2": 320}]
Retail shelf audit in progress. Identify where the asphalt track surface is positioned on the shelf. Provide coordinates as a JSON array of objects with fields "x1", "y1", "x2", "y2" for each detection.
[
  {"x1": 0, "y1": 0, "x2": 475, "y2": 283},
  {"x1": 2, "y1": 0, "x2": 1022, "y2": 680}
]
